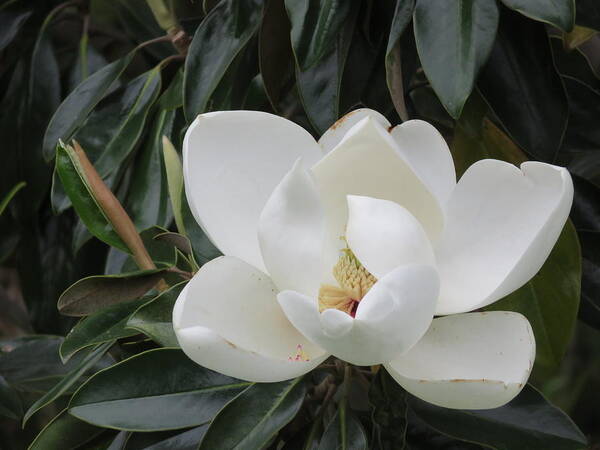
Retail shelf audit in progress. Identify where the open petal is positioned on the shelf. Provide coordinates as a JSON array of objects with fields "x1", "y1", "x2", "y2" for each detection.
[
  {"x1": 278, "y1": 264, "x2": 439, "y2": 366},
  {"x1": 318, "y1": 108, "x2": 391, "y2": 154},
  {"x1": 258, "y1": 161, "x2": 327, "y2": 298},
  {"x1": 312, "y1": 117, "x2": 444, "y2": 272},
  {"x1": 435, "y1": 160, "x2": 573, "y2": 314},
  {"x1": 172, "y1": 256, "x2": 328, "y2": 382},
  {"x1": 384, "y1": 312, "x2": 535, "y2": 410},
  {"x1": 183, "y1": 111, "x2": 323, "y2": 271},
  {"x1": 390, "y1": 120, "x2": 456, "y2": 208},
  {"x1": 346, "y1": 195, "x2": 435, "y2": 279}
]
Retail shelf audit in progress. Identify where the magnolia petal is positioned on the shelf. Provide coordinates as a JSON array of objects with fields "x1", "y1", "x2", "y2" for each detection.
[
  {"x1": 278, "y1": 264, "x2": 439, "y2": 366},
  {"x1": 173, "y1": 256, "x2": 327, "y2": 382},
  {"x1": 384, "y1": 312, "x2": 535, "y2": 409},
  {"x1": 258, "y1": 161, "x2": 327, "y2": 298},
  {"x1": 312, "y1": 117, "x2": 444, "y2": 272},
  {"x1": 318, "y1": 108, "x2": 391, "y2": 154},
  {"x1": 346, "y1": 195, "x2": 435, "y2": 279},
  {"x1": 183, "y1": 111, "x2": 322, "y2": 271},
  {"x1": 390, "y1": 120, "x2": 456, "y2": 208},
  {"x1": 435, "y1": 160, "x2": 573, "y2": 314}
]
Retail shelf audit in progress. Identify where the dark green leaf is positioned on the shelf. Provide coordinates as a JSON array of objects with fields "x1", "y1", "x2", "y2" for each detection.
[
  {"x1": 183, "y1": 0, "x2": 264, "y2": 121},
  {"x1": 127, "y1": 426, "x2": 209, "y2": 450},
  {"x1": 154, "y1": 232, "x2": 193, "y2": 256},
  {"x1": 159, "y1": 69, "x2": 184, "y2": 111},
  {"x1": 68, "y1": 31, "x2": 108, "y2": 90},
  {"x1": 199, "y1": 377, "x2": 306, "y2": 449},
  {"x1": 0, "y1": 9, "x2": 31, "y2": 51},
  {"x1": 23, "y1": 341, "x2": 114, "y2": 425},
  {"x1": 181, "y1": 189, "x2": 222, "y2": 264},
  {"x1": 318, "y1": 399, "x2": 368, "y2": 450},
  {"x1": 60, "y1": 298, "x2": 149, "y2": 362},
  {"x1": 127, "y1": 282, "x2": 185, "y2": 347},
  {"x1": 28, "y1": 409, "x2": 104, "y2": 450},
  {"x1": 406, "y1": 384, "x2": 588, "y2": 450},
  {"x1": 369, "y1": 369, "x2": 408, "y2": 450},
  {"x1": 0, "y1": 374, "x2": 22, "y2": 420},
  {"x1": 414, "y1": 0, "x2": 499, "y2": 118},
  {"x1": 57, "y1": 269, "x2": 166, "y2": 317},
  {"x1": 43, "y1": 53, "x2": 135, "y2": 161},
  {"x1": 499, "y1": 0, "x2": 574, "y2": 31},
  {"x1": 478, "y1": 8, "x2": 568, "y2": 162},
  {"x1": 69, "y1": 348, "x2": 251, "y2": 431},
  {"x1": 576, "y1": 0, "x2": 600, "y2": 30},
  {"x1": 121, "y1": 226, "x2": 178, "y2": 272},
  {"x1": 54, "y1": 141, "x2": 128, "y2": 252},
  {"x1": 0, "y1": 181, "x2": 26, "y2": 216}
]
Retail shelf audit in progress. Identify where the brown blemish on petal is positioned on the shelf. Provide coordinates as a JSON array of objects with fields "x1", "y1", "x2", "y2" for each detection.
[
  {"x1": 225, "y1": 340, "x2": 237, "y2": 349},
  {"x1": 330, "y1": 110, "x2": 359, "y2": 130}
]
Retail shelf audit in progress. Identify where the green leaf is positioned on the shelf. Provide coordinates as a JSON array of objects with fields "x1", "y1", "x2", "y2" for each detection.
[
  {"x1": 57, "y1": 269, "x2": 166, "y2": 317},
  {"x1": 0, "y1": 9, "x2": 31, "y2": 51},
  {"x1": 0, "y1": 181, "x2": 25, "y2": 216},
  {"x1": 414, "y1": 0, "x2": 499, "y2": 119},
  {"x1": 28, "y1": 409, "x2": 104, "y2": 450},
  {"x1": 22, "y1": 341, "x2": 113, "y2": 425},
  {"x1": 485, "y1": 222, "x2": 581, "y2": 371},
  {"x1": 54, "y1": 141, "x2": 128, "y2": 252},
  {"x1": 478, "y1": 8, "x2": 568, "y2": 162},
  {"x1": 60, "y1": 298, "x2": 149, "y2": 362},
  {"x1": 406, "y1": 384, "x2": 588, "y2": 450},
  {"x1": 162, "y1": 136, "x2": 186, "y2": 236},
  {"x1": 43, "y1": 52, "x2": 135, "y2": 162},
  {"x1": 127, "y1": 282, "x2": 185, "y2": 347},
  {"x1": 369, "y1": 369, "x2": 408, "y2": 450},
  {"x1": 575, "y1": 0, "x2": 600, "y2": 31},
  {"x1": 499, "y1": 0, "x2": 575, "y2": 31},
  {"x1": 183, "y1": 0, "x2": 264, "y2": 121},
  {"x1": 199, "y1": 377, "x2": 306, "y2": 449},
  {"x1": 69, "y1": 348, "x2": 251, "y2": 431},
  {"x1": 126, "y1": 425, "x2": 209, "y2": 449},
  {"x1": 154, "y1": 232, "x2": 193, "y2": 257},
  {"x1": 0, "y1": 375, "x2": 22, "y2": 420},
  {"x1": 318, "y1": 398, "x2": 368, "y2": 450},
  {"x1": 285, "y1": 0, "x2": 355, "y2": 71}
]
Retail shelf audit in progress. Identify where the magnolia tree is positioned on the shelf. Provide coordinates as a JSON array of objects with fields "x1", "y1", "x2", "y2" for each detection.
[{"x1": 0, "y1": 0, "x2": 599, "y2": 448}]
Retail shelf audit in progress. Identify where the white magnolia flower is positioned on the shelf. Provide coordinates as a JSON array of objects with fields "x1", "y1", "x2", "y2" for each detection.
[{"x1": 172, "y1": 108, "x2": 573, "y2": 409}]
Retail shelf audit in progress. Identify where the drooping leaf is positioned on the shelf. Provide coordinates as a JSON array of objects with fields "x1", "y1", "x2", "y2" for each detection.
[
  {"x1": 183, "y1": 0, "x2": 264, "y2": 121},
  {"x1": 414, "y1": 0, "x2": 499, "y2": 119},
  {"x1": 69, "y1": 348, "x2": 251, "y2": 431},
  {"x1": 127, "y1": 282, "x2": 185, "y2": 347},
  {"x1": 318, "y1": 398, "x2": 368, "y2": 450},
  {"x1": 43, "y1": 53, "x2": 135, "y2": 162},
  {"x1": 478, "y1": 8, "x2": 569, "y2": 162},
  {"x1": 22, "y1": 341, "x2": 114, "y2": 425},
  {"x1": 28, "y1": 409, "x2": 104, "y2": 450},
  {"x1": 499, "y1": 0, "x2": 574, "y2": 31},
  {"x1": 198, "y1": 377, "x2": 306, "y2": 449},
  {"x1": 57, "y1": 269, "x2": 166, "y2": 317},
  {"x1": 406, "y1": 384, "x2": 588, "y2": 450},
  {"x1": 60, "y1": 298, "x2": 149, "y2": 362}
]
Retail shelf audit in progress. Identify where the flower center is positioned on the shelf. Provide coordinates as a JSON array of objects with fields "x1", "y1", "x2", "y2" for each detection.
[{"x1": 318, "y1": 248, "x2": 377, "y2": 317}]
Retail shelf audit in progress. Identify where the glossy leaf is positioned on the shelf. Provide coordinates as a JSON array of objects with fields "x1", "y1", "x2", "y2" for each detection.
[
  {"x1": 69, "y1": 348, "x2": 251, "y2": 431},
  {"x1": 60, "y1": 298, "x2": 149, "y2": 361},
  {"x1": 318, "y1": 399, "x2": 368, "y2": 450},
  {"x1": 478, "y1": 8, "x2": 568, "y2": 162},
  {"x1": 499, "y1": 0, "x2": 574, "y2": 31},
  {"x1": 199, "y1": 377, "x2": 306, "y2": 449},
  {"x1": 23, "y1": 341, "x2": 114, "y2": 425},
  {"x1": 183, "y1": 0, "x2": 264, "y2": 121},
  {"x1": 127, "y1": 282, "x2": 186, "y2": 347},
  {"x1": 57, "y1": 269, "x2": 166, "y2": 317},
  {"x1": 162, "y1": 136, "x2": 186, "y2": 235},
  {"x1": 126, "y1": 426, "x2": 209, "y2": 450},
  {"x1": 28, "y1": 409, "x2": 104, "y2": 450},
  {"x1": 43, "y1": 53, "x2": 135, "y2": 162},
  {"x1": 414, "y1": 0, "x2": 499, "y2": 119},
  {"x1": 406, "y1": 384, "x2": 588, "y2": 450}
]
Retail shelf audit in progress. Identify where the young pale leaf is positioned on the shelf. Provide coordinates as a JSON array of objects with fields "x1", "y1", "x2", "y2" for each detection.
[
  {"x1": 28, "y1": 409, "x2": 104, "y2": 450},
  {"x1": 60, "y1": 298, "x2": 149, "y2": 362},
  {"x1": 162, "y1": 136, "x2": 186, "y2": 236},
  {"x1": 22, "y1": 341, "x2": 113, "y2": 426},
  {"x1": 127, "y1": 282, "x2": 186, "y2": 347},
  {"x1": 183, "y1": 0, "x2": 264, "y2": 121},
  {"x1": 57, "y1": 269, "x2": 166, "y2": 317},
  {"x1": 43, "y1": 52, "x2": 135, "y2": 161},
  {"x1": 318, "y1": 398, "x2": 368, "y2": 450},
  {"x1": 499, "y1": 0, "x2": 574, "y2": 31},
  {"x1": 69, "y1": 348, "x2": 251, "y2": 431},
  {"x1": 406, "y1": 384, "x2": 588, "y2": 450},
  {"x1": 198, "y1": 377, "x2": 306, "y2": 449},
  {"x1": 414, "y1": 0, "x2": 499, "y2": 119}
]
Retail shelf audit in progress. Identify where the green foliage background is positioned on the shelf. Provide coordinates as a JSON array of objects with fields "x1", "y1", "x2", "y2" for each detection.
[{"x1": 0, "y1": 0, "x2": 599, "y2": 448}]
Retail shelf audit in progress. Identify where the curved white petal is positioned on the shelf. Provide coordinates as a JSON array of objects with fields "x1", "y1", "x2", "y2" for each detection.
[
  {"x1": 384, "y1": 312, "x2": 535, "y2": 409},
  {"x1": 346, "y1": 195, "x2": 435, "y2": 279},
  {"x1": 183, "y1": 111, "x2": 322, "y2": 271},
  {"x1": 319, "y1": 108, "x2": 391, "y2": 154},
  {"x1": 312, "y1": 117, "x2": 444, "y2": 273},
  {"x1": 172, "y1": 256, "x2": 328, "y2": 382},
  {"x1": 390, "y1": 120, "x2": 456, "y2": 208},
  {"x1": 435, "y1": 160, "x2": 573, "y2": 314},
  {"x1": 258, "y1": 161, "x2": 327, "y2": 298},
  {"x1": 278, "y1": 265, "x2": 439, "y2": 366}
]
